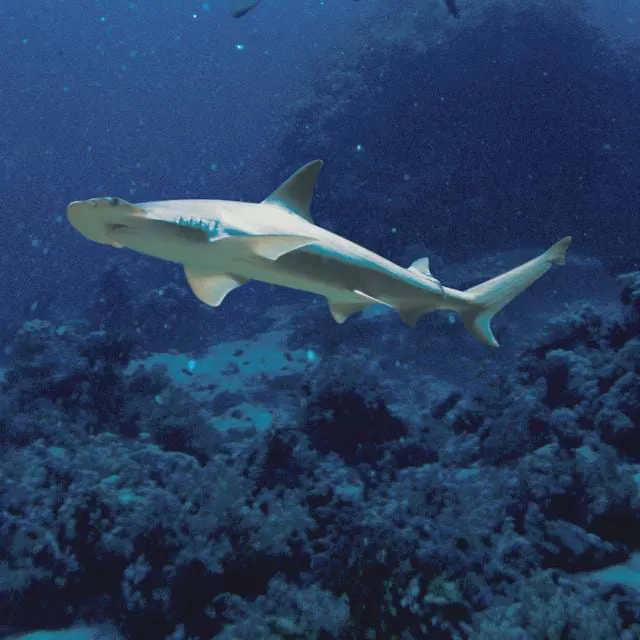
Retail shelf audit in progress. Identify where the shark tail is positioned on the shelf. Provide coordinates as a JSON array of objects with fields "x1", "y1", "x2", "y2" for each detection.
[{"x1": 455, "y1": 236, "x2": 572, "y2": 347}]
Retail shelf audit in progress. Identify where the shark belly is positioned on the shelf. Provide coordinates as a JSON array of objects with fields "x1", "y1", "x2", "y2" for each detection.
[
  {"x1": 67, "y1": 159, "x2": 572, "y2": 344},
  {"x1": 109, "y1": 218, "x2": 449, "y2": 314},
  {"x1": 226, "y1": 245, "x2": 445, "y2": 309}
]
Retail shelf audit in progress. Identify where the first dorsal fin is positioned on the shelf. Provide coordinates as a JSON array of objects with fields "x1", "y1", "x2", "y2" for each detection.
[{"x1": 262, "y1": 160, "x2": 323, "y2": 223}]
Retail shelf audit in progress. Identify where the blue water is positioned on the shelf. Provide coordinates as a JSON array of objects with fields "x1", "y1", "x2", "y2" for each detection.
[{"x1": 1, "y1": 1, "x2": 640, "y2": 638}]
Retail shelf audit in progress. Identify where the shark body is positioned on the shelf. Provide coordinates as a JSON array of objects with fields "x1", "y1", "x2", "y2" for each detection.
[{"x1": 67, "y1": 160, "x2": 571, "y2": 347}]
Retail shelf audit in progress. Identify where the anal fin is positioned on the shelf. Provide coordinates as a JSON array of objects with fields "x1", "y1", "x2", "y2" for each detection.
[
  {"x1": 184, "y1": 267, "x2": 248, "y2": 307},
  {"x1": 328, "y1": 301, "x2": 369, "y2": 323},
  {"x1": 398, "y1": 307, "x2": 426, "y2": 327},
  {"x1": 328, "y1": 290, "x2": 390, "y2": 323}
]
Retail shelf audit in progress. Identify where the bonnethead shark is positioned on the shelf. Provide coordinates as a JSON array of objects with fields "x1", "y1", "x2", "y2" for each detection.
[{"x1": 67, "y1": 160, "x2": 571, "y2": 347}]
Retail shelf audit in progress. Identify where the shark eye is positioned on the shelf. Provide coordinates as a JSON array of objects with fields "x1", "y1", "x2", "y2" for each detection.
[{"x1": 107, "y1": 197, "x2": 121, "y2": 207}]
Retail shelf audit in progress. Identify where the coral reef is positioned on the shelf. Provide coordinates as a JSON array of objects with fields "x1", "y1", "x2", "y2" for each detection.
[{"x1": 1, "y1": 274, "x2": 639, "y2": 638}]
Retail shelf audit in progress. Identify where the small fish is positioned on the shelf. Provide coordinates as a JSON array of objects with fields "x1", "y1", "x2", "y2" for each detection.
[
  {"x1": 444, "y1": 0, "x2": 460, "y2": 18},
  {"x1": 232, "y1": 1, "x2": 458, "y2": 20},
  {"x1": 231, "y1": 0, "x2": 262, "y2": 18}
]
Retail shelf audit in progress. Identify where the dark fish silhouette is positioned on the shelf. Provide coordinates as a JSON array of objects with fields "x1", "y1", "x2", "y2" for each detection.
[
  {"x1": 444, "y1": 0, "x2": 460, "y2": 18},
  {"x1": 231, "y1": 0, "x2": 262, "y2": 18},
  {"x1": 232, "y1": 1, "x2": 459, "y2": 19}
]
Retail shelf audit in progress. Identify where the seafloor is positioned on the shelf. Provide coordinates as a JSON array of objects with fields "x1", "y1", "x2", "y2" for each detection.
[{"x1": 1, "y1": 249, "x2": 639, "y2": 639}]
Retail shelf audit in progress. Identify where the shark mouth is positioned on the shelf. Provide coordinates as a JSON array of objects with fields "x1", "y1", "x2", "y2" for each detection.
[
  {"x1": 105, "y1": 221, "x2": 141, "y2": 248},
  {"x1": 106, "y1": 223, "x2": 129, "y2": 233}
]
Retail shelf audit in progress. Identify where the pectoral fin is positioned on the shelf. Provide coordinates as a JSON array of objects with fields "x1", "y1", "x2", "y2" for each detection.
[
  {"x1": 398, "y1": 307, "x2": 427, "y2": 327},
  {"x1": 184, "y1": 268, "x2": 248, "y2": 307}
]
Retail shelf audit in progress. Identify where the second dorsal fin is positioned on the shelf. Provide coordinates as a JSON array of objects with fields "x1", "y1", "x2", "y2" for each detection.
[{"x1": 408, "y1": 257, "x2": 433, "y2": 277}]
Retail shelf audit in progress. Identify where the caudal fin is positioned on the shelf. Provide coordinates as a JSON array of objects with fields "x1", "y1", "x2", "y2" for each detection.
[{"x1": 459, "y1": 236, "x2": 572, "y2": 347}]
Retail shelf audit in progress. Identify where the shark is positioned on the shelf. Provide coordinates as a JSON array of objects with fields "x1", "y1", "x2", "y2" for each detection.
[{"x1": 67, "y1": 160, "x2": 571, "y2": 347}]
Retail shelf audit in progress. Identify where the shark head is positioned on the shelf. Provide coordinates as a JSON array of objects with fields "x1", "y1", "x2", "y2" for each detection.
[
  {"x1": 67, "y1": 197, "x2": 147, "y2": 247},
  {"x1": 67, "y1": 196, "x2": 235, "y2": 265}
]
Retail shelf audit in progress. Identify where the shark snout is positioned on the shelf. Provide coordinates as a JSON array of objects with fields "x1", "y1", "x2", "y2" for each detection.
[{"x1": 67, "y1": 197, "x2": 143, "y2": 245}]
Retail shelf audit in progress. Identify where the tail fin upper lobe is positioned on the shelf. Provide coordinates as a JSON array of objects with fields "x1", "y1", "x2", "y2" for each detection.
[{"x1": 459, "y1": 236, "x2": 572, "y2": 347}]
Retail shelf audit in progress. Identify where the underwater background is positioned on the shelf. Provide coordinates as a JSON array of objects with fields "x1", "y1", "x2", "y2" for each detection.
[{"x1": 1, "y1": 0, "x2": 640, "y2": 638}]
